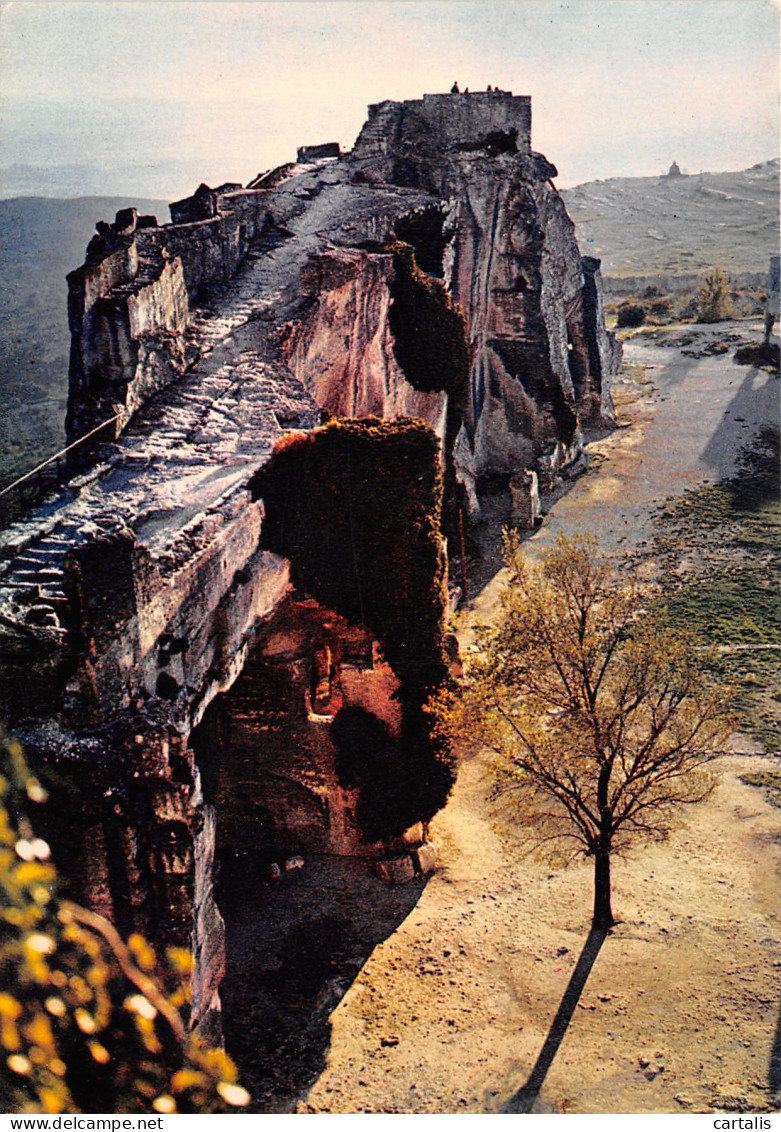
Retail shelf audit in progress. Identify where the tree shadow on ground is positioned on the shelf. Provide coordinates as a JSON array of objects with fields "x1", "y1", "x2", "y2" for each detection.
[
  {"x1": 500, "y1": 926, "x2": 608, "y2": 1113},
  {"x1": 215, "y1": 850, "x2": 426, "y2": 1113},
  {"x1": 702, "y1": 364, "x2": 780, "y2": 486},
  {"x1": 769, "y1": 991, "x2": 781, "y2": 1101}
]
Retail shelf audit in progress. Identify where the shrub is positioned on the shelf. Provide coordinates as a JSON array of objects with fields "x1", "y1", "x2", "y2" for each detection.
[
  {"x1": 387, "y1": 241, "x2": 470, "y2": 406},
  {"x1": 646, "y1": 297, "x2": 672, "y2": 323},
  {"x1": 696, "y1": 265, "x2": 733, "y2": 323},
  {"x1": 615, "y1": 302, "x2": 645, "y2": 328},
  {"x1": 254, "y1": 418, "x2": 447, "y2": 698}
]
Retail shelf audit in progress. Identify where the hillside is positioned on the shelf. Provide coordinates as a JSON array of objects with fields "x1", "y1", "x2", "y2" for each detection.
[
  {"x1": 561, "y1": 159, "x2": 779, "y2": 282},
  {"x1": 0, "y1": 195, "x2": 167, "y2": 487}
]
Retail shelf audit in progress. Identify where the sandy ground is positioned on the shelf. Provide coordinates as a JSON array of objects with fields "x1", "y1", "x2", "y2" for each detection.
[
  {"x1": 295, "y1": 323, "x2": 781, "y2": 1114},
  {"x1": 301, "y1": 747, "x2": 779, "y2": 1114}
]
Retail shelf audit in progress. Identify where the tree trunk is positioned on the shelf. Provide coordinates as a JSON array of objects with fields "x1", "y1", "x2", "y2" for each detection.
[
  {"x1": 594, "y1": 761, "x2": 615, "y2": 930},
  {"x1": 592, "y1": 847, "x2": 614, "y2": 929}
]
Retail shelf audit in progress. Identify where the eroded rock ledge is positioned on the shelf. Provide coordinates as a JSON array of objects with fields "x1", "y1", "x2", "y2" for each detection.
[{"x1": 0, "y1": 89, "x2": 620, "y2": 1042}]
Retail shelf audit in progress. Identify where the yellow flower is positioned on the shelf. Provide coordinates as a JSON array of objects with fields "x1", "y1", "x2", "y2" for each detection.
[
  {"x1": 40, "y1": 1087, "x2": 66, "y2": 1114},
  {"x1": 74, "y1": 1008, "x2": 96, "y2": 1034},
  {"x1": 7, "y1": 1053, "x2": 32, "y2": 1075},
  {"x1": 0, "y1": 993, "x2": 20, "y2": 1020},
  {"x1": 152, "y1": 1095, "x2": 177, "y2": 1114},
  {"x1": 26, "y1": 933, "x2": 55, "y2": 955},
  {"x1": 125, "y1": 994, "x2": 157, "y2": 1020},
  {"x1": 26, "y1": 779, "x2": 48, "y2": 803},
  {"x1": 127, "y1": 934, "x2": 155, "y2": 972},
  {"x1": 15, "y1": 839, "x2": 35, "y2": 861},
  {"x1": 44, "y1": 997, "x2": 66, "y2": 1018},
  {"x1": 170, "y1": 1068, "x2": 207, "y2": 1092},
  {"x1": 217, "y1": 1082, "x2": 251, "y2": 1107},
  {"x1": 87, "y1": 1041, "x2": 110, "y2": 1064},
  {"x1": 24, "y1": 1013, "x2": 54, "y2": 1052}
]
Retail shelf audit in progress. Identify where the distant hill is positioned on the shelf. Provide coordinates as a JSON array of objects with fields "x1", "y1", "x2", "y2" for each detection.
[
  {"x1": 0, "y1": 196, "x2": 168, "y2": 488},
  {"x1": 560, "y1": 159, "x2": 780, "y2": 283},
  {"x1": 0, "y1": 162, "x2": 189, "y2": 202}
]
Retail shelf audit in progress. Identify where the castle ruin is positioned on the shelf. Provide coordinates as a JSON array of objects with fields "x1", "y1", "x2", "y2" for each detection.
[{"x1": 0, "y1": 90, "x2": 620, "y2": 1055}]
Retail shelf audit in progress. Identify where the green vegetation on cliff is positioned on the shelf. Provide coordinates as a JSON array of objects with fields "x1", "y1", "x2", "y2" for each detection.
[
  {"x1": 253, "y1": 417, "x2": 455, "y2": 837},
  {"x1": 388, "y1": 241, "x2": 470, "y2": 406}
]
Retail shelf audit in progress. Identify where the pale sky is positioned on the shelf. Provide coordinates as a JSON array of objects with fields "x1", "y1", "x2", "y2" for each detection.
[{"x1": 0, "y1": 0, "x2": 778, "y2": 198}]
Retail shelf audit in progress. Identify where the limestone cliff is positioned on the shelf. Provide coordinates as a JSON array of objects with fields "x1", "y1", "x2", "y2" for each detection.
[
  {"x1": 0, "y1": 89, "x2": 619, "y2": 1042},
  {"x1": 282, "y1": 247, "x2": 449, "y2": 439},
  {"x1": 65, "y1": 90, "x2": 618, "y2": 508}
]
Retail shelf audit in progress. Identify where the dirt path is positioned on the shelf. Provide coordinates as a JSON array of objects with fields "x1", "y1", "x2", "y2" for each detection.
[{"x1": 300, "y1": 323, "x2": 781, "y2": 1114}]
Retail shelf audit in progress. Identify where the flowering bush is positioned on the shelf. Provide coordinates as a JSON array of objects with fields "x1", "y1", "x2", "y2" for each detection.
[{"x1": 1, "y1": 732, "x2": 249, "y2": 1114}]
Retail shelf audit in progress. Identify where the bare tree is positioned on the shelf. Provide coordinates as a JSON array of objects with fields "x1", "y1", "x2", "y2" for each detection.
[{"x1": 435, "y1": 532, "x2": 732, "y2": 928}]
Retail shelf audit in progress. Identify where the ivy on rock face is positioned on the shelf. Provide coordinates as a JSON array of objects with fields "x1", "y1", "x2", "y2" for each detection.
[
  {"x1": 387, "y1": 240, "x2": 470, "y2": 406},
  {"x1": 255, "y1": 417, "x2": 448, "y2": 699},
  {"x1": 253, "y1": 418, "x2": 456, "y2": 835}
]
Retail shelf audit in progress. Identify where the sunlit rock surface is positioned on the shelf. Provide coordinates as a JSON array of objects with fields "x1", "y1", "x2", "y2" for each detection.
[{"x1": 0, "y1": 90, "x2": 619, "y2": 1033}]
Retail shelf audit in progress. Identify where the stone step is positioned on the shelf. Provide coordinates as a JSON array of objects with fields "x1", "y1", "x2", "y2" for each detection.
[
  {"x1": 6, "y1": 579, "x2": 45, "y2": 593},
  {"x1": 10, "y1": 570, "x2": 63, "y2": 588},
  {"x1": 30, "y1": 566, "x2": 64, "y2": 584},
  {"x1": 14, "y1": 552, "x2": 64, "y2": 569},
  {"x1": 37, "y1": 532, "x2": 81, "y2": 548},
  {"x1": 38, "y1": 593, "x2": 70, "y2": 609},
  {"x1": 6, "y1": 570, "x2": 65, "y2": 589}
]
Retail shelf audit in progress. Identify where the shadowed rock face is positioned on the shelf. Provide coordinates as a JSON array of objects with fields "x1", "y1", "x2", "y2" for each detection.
[
  {"x1": 0, "y1": 90, "x2": 618, "y2": 1037},
  {"x1": 282, "y1": 247, "x2": 449, "y2": 435}
]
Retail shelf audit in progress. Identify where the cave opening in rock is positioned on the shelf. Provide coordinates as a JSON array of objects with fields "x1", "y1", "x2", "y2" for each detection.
[
  {"x1": 392, "y1": 205, "x2": 448, "y2": 278},
  {"x1": 187, "y1": 592, "x2": 430, "y2": 1109}
]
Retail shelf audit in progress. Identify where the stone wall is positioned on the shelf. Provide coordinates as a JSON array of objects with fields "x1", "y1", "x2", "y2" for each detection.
[
  {"x1": 60, "y1": 504, "x2": 291, "y2": 729},
  {"x1": 297, "y1": 143, "x2": 340, "y2": 163},
  {"x1": 66, "y1": 187, "x2": 273, "y2": 446},
  {"x1": 66, "y1": 211, "x2": 189, "y2": 446},
  {"x1": 139, "y1": 188, "x2": 271, "y2": 299},
  {"x1": 354, "y1": 91, "x2": 532, "y2": 162},
  {"x1": 602, "y1": 269, "x2": 766, "y2": 298}
]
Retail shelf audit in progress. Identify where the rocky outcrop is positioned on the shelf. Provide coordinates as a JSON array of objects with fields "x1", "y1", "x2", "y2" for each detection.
[
  {"x1": 66, "y1": 209, "x2": 189, "y2": 446},
  {"x1": 64, "y1": 89, "x2": 618, "y2": 513},
  {"x1": 1, "y1": 88, "x2": 620, "y2": 1041},
  {"x1": 283, "y1": 247, "x2": 448, "y2": 439},
  {"x1": 350, "y1": 92, "x2": 532, "y2": 189}
]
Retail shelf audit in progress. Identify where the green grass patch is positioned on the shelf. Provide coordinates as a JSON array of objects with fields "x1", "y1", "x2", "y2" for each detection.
[
  {"x1": 661, "y1": 561, "x2": 778, "y2": 645},
  {"x1": 652, "y1": 430, "x2": 781, "y2": 750}
]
